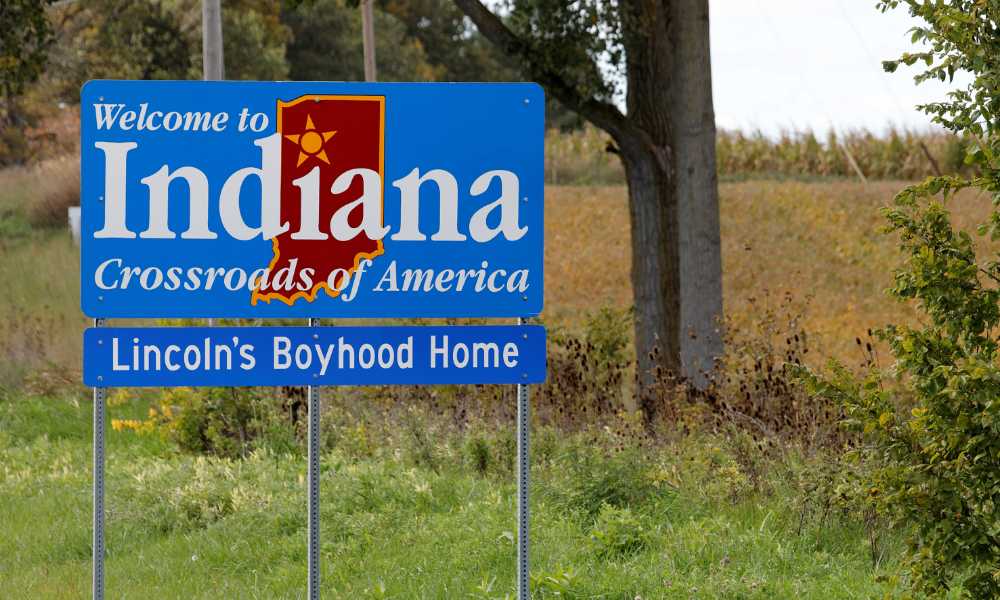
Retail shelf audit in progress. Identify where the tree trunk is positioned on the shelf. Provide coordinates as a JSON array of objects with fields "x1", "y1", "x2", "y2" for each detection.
[
  {"x1": 618, "y1": 0, "x2": 681, "y2": 424},
  {"x1": 670, "y1": 0, "x2": 723, "y2": 387},
  {"x1": 619, "y1": 142, "x2": 681, "y2": 422},
  {"x1": 617, "y1": 0, "x2": 722, "y2": 423}
]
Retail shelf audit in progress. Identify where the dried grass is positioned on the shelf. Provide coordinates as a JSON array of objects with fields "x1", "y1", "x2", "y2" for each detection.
[
  {"x1": 26, "y1": 156, "x2": 79, "y2": 228},
  {"x1": 543, "y1": 180, "x2": 992, "y2": 364}
]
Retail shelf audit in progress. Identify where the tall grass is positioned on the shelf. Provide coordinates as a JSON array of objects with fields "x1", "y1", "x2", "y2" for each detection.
[
  {"x1": 0, "y1": 390, "x2": 901, "y2": 598},
  {"x1": 25, "y1": 156, "x2": 79, "y2": 228},
  {"x1": 546, "y1": 125, "x2": 975, "y2": 184}
]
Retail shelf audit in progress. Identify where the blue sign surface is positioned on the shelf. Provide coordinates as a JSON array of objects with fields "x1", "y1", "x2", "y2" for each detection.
[
  {"x1": 83, "y1": 325, "x2": 546, "y2": 387},
  {"x1": 80, "y1": 81, "x2": 544, "y2": 318}
]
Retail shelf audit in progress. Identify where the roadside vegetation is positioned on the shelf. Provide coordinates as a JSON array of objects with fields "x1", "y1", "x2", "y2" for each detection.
[
  {"x1": 3, "y1": 381, "x2": 904, "y2": 598},
  {"x1": 1, "y1": 159, "x2": 979, "y2": 597},
  {"x1": 4, "y1": 68, "x2": 994, "y2": 590}
]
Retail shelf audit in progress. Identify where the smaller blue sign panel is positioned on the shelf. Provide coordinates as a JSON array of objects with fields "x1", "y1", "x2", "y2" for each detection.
[{"x1": 84, "y1": 325, "x2": 545, "y2": 387}]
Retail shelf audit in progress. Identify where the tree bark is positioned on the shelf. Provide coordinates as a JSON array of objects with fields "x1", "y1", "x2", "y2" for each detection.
[
  {"x1": 617, "y1": 0, "x2": 722, "y2": 405},
  {"x1": 670, "y1": 0, "x2": 724, "y2": 387},
  {"x1": 617, "y1": 0, "x2": 681, "y2": 422},
  {"x1": 619, "y1": 141, "x2": 681, "y2": 421}
]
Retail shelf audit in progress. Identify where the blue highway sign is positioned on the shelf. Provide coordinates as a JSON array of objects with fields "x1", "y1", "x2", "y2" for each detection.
[
  {"x1": 80, "y1": 81, "x2": 544, "y2": 318},
  {"x1": 83, "y1": 325, "x2": 546, "y2": 387}
]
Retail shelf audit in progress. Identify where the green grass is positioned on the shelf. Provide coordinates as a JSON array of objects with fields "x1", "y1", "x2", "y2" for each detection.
[{"x1": 0, "y1": 391, "x2": 900, "y2": 599}]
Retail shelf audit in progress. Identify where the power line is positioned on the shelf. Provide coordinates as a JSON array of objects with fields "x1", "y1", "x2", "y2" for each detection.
[
  {"x1": 751, "y1": 0, "x2": 868, "y2": 181},
  {"x1": 751, "y1": 0, "x2": 838, "y2": 133},
  {"x1": 833, "y1": 0, "x2": 911, "y2": 117},
  {"x1": 833, "y1": 0, "x2": 942, "y2": 174}
]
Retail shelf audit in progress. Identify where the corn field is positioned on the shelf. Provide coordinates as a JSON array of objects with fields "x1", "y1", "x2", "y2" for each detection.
[{"x1": 545, "y1": 125, "x2": 976, "y2": 184}]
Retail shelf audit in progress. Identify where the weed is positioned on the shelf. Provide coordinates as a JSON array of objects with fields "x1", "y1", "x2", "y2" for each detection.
[
  {"x1": 588, "y1": 503, "x2": 651, "y2": 560},
  {"x1": 537, "y1": 308, "x2": 632, "y2": 432},
  {"x1": 545, "y1": 443, "x2": 666, "y2": 518},
  {"x1": 531, "y1": 566, "x2": 580, "y2": 597}
]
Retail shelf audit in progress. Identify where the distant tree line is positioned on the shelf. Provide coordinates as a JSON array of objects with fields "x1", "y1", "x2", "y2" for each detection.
[
  {"x1": 0, "y1": 0, "x2": 585, "y2": 164},
  {"x1": 34, "y1": 1, "x2": 484, "y2": 87}
]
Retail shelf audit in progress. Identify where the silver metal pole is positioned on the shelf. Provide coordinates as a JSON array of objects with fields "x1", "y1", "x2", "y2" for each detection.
[
  {"x1": 93, "y1": 317, "x2": 106, "y2": 600},
  {"x1": 516, "y1": 317, "x2": 530, "y2": 599},
  {"x1": 202, "y1": 0, "x2": 224, "y2": 81},
  {"x1": 307, "y1": 317, "x2": 321, "y2": 599},
  {"x1": 361, "y1": 0, "x2": 377, "y2": 83}
]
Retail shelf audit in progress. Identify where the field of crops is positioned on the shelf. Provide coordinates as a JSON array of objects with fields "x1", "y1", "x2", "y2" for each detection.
[{"x1": 544, "y1": 125, "x2": 973, "y2": 185}]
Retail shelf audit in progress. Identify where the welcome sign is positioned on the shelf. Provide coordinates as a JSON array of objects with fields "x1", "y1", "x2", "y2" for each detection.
[
  {"x1": 80, "y1": 81, "x2": 544, "y2": 318},
  {"x1": 80, "y1": 80, "x2": 545, "y2": 599}
]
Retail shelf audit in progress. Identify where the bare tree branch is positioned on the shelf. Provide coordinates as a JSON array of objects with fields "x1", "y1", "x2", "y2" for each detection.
[{"x1": 451, "y1": 0, "x2": 629, "y2": 140}]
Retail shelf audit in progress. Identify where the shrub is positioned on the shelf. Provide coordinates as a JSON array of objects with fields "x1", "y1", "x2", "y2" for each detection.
[
  {"x1": 799, "y1": 1, "x2": 1000, "y2": 594},
  {"x1": 800, "y1": 182, "x2": 1000, "y2": 595},
  {"x1": 0, "y1": 127, "x2": 31, "y2": 168},
  {"x1": 23, "y1": 106, "x2": 80, "y2": 161},
  {"x1": 114, "y1": 386, "x2": 299, "y2": 459}
]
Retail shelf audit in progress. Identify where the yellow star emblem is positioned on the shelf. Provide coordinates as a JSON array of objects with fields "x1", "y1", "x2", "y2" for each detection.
[{"x1": 284, "y1": 114, "x2": 337, "y2": 167}]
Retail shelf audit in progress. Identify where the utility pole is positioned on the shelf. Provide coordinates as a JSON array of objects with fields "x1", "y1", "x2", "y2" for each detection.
[
  {"x1": 361, "y1": 0, "x2": 377, "y2": 82},
  {"x1": 202, "y1": 0, "x2": 224, "y2": 81},
  {"x1": 203, "y1": 0, "x2": 222, "y2": 328}
]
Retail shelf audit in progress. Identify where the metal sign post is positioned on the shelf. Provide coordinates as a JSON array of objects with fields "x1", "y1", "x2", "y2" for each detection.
[
  {"x1": 201, "y1": 0, "x2": 224, "y2": 81},
  {"x1": 516, "y1": 317, "x2": 531, "y2": 599},
  {"x1": 92, "y1": 317, "x2": 106, "y2": 600},
  {"x1": 84, "y1": 324, "x2": 545, "y2": 598},
  {"x1": 361, "y1": 0, "x2": 377, "y2": 83},
  {"x1": 307, "y1": 317, "x2": 321, "y2": 600}
]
